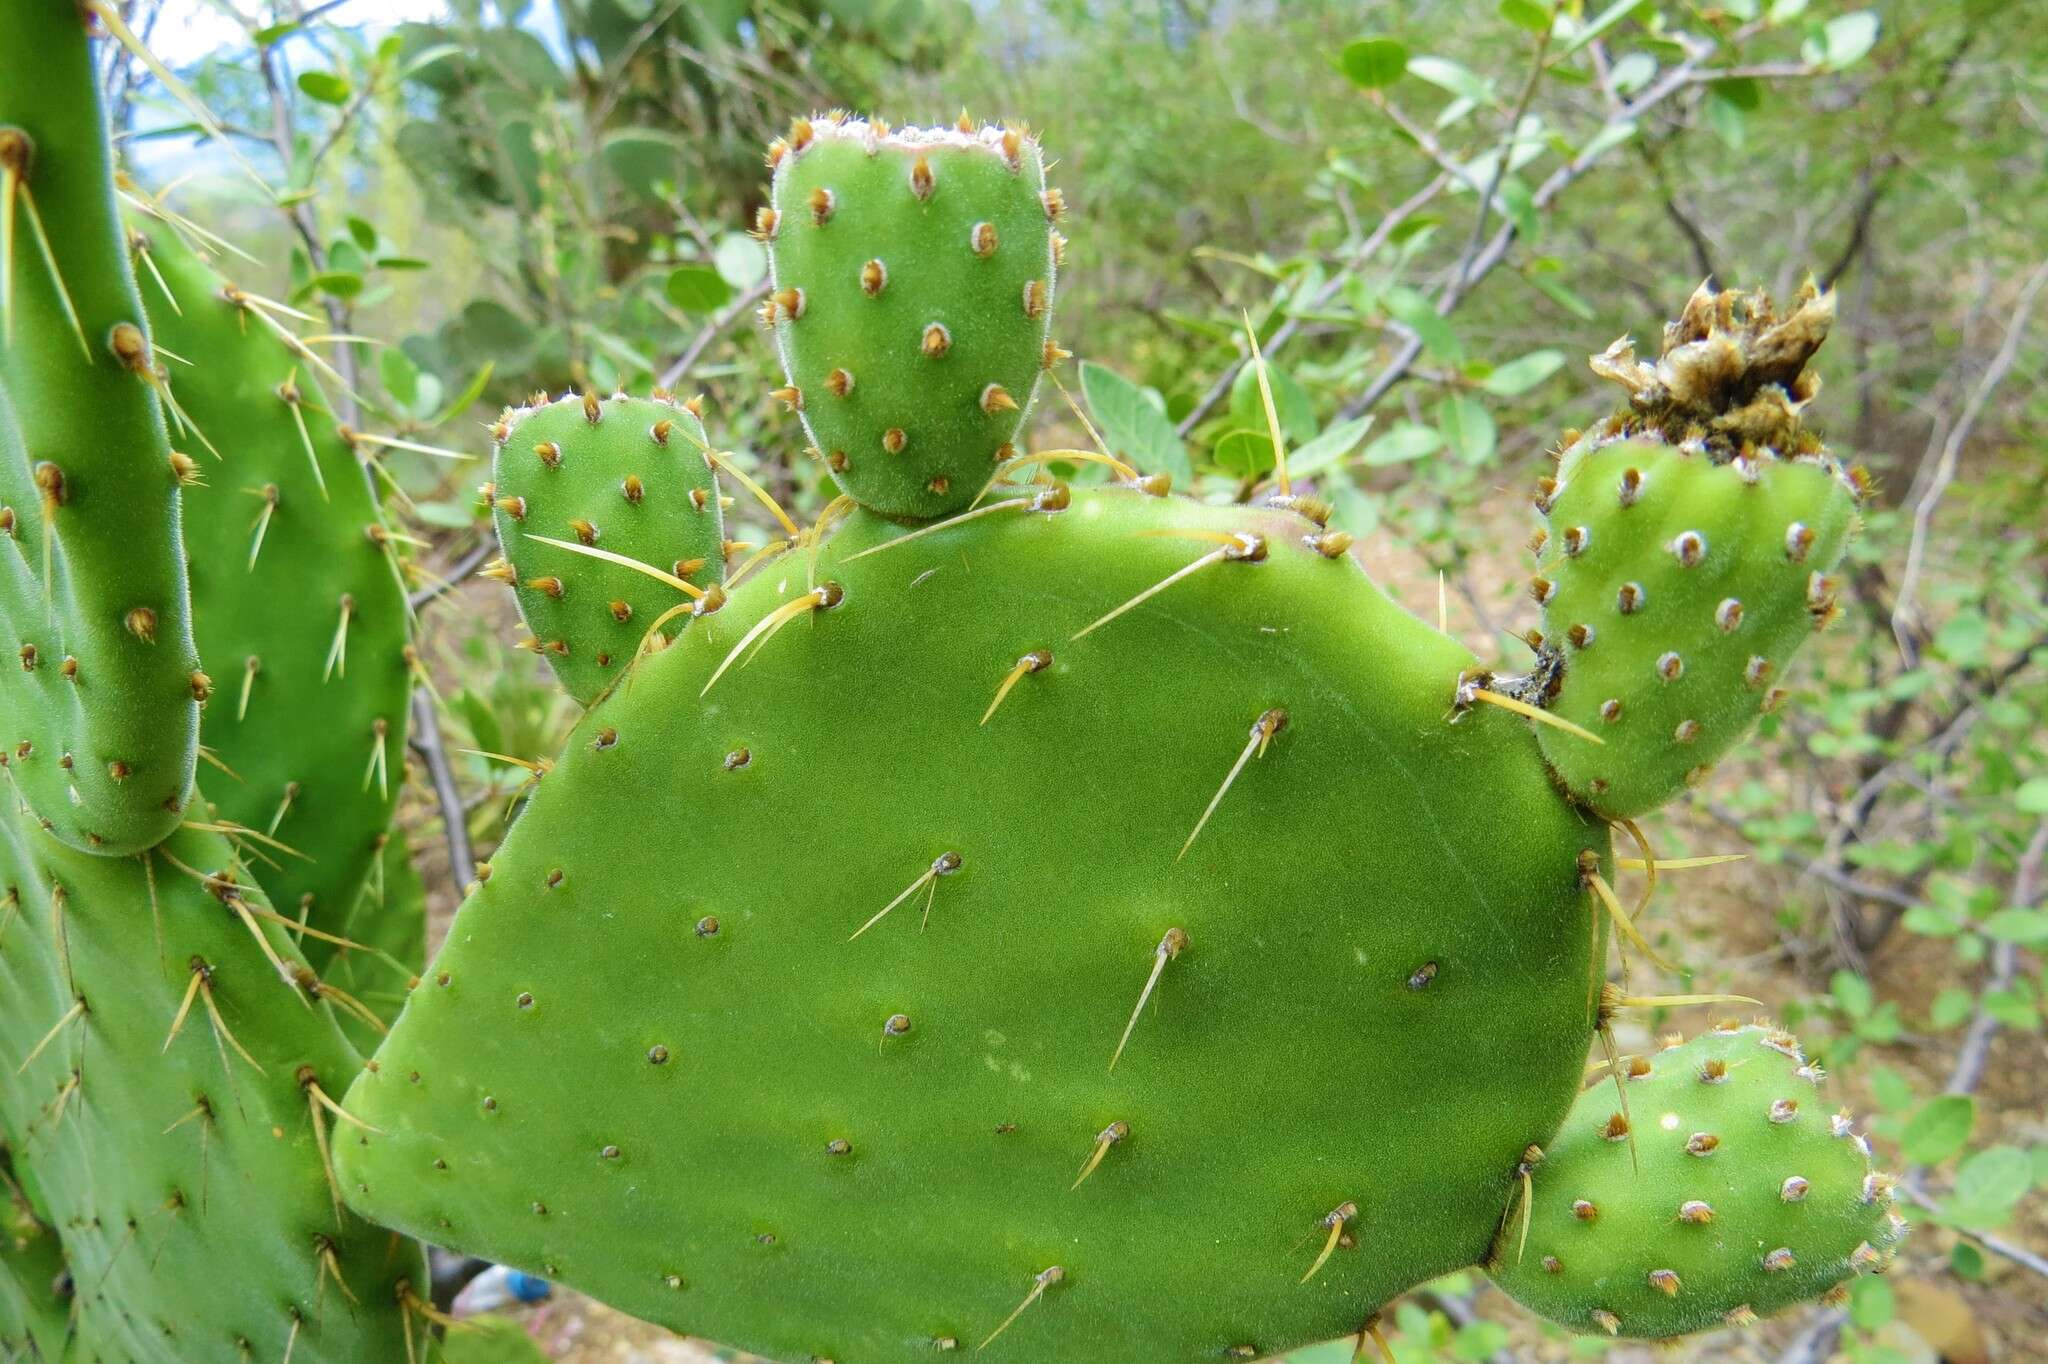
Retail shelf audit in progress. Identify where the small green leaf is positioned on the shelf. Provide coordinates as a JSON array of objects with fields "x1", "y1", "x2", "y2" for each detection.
[
  {"x1": 1436, "y1": 394, "x2": 1496, "y2": 464},
  {"x1": 1406, "y1": 57, "x2": 1490, "y2": 103},
  {"x1": 304, "y1": 270, "x2": 362, "y2": 300},
  {"x1": 1340, "y1": 37, "x2": 1409, "y2": 90},
  {"x1": 1849, "y1": 1275, "x2": 1893, "y2": 1330},
  {"x1": 1823, "y1": 11, "x2": 1880, "y2": 68},
  {"x1": 1928, "y1": 987, "x2": 1974, "y2": 1029},
  {"x1": 1288, "y1": 416, "x2": 1374, "y2": 477},
  {"x1": 2014, "y1": 777, "x2": 2048, "y2": 814},
  {"x1": 1982, "y1": 909, "x2": 2048, "y2": 945},
  {"x1": 1607, "y1": 52, "x2": 1656, "y2": 93},
  {"x1": 1711, "y1": 76, "x2": 1762, "y2": 110},
  {"x1": 1479, "y1": 349, "x2": 1564, "y2": 395},
  {"x1": 1525, "y1": 270, "x2": 1595, "y2": 320},
  {"x1": 1362, "y1": 422, "x2": 1443, "y2": 466},
  {"x1": 431, "y1": 362, "x2": 495, "y2": 428},
  {"x1": 346, "y1": 216, "x2": 379, "y2": 252},
  {"x1": 665, "y1": 265, "x2": 732, "y2": 313},
  {"x1": 1950, "y1": 1240, "x2": 1985, "y2": 1279},
  {"x1": 1213, "y1": 429, "x2": 1276, "y2": 478},
  {"x1": 1498, "y1": 0, "x2": 1551, "y2": 33},
  {"x1": 1080, "y1": 362, "x2": 1191, "y2": 483},
  {"x1": 1945, "y1": 1145, "x2": 2031, "y2": 1228},
  {"x1": 378, "y1": 346, "x2": 421, "y2": 410},
  {"x1": 713, "y1": 233, "x2": 767, "y2": 290},
  {"x1": 254, "y1": 21, "x2": 301, "y2": 45},
  {"x1": 1451, "y1": 1320, "x2": 1510, "y2": 1360},
  {"x1": 296, "y1": 70, "x2": 352, "y2": 105},
  {"x1": 1831, "y1": 968, "x2": 1874, "y2": 1018},
  {"x1": 1901, "y1": 1094, "x2": 1973, "y2": 1164},
  {"x1": 1559, "y1": 0, "x2": 1645, "y2": 56},
  {"x1": 1228, "y1": 362, "x2": 1318, "y2": 445}
]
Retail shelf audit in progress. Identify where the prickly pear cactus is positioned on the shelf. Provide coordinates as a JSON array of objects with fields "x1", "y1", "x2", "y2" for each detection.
[
  {"x1": 0, "y1": 1, "x2": 201, "y2": 855},
  {"x1": 343, "y1": 488, "x2": 1608, "y2": 1362},
  {"x1": 1530, "y1": 284, "x2": 1861, "y2": 818},
  {"x1": 130, "y1": 218, "x2": 413, "y2": 967},
  {"x1": 487, "y1": 390, "x2": 726, "y2": 704},
  {"x1": 333, "y1": 114, "x2": 1902, "y2": 1362},
  {"x1": 763, "y1": 114, "x2": 1060, "y2": 518},
  {"x1": 1491, "y1": 1020, "x2": 1903, "y2": 1338},
  {"x1": 0, "y1": 808, "x2": 423, "y2": 1362}
]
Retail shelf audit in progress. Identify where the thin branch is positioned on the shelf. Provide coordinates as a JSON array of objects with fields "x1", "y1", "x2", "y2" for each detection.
[
  {"x1": 657, "y1": 279, "x2": 770, "y2": 391},
  {"x1": 1177, "y1": 172, "x2": 1450, "y2": 434},
  {"x1": 408, "y1": 689, "x2": 473, "y2": 889},
  {"x1": 1891, "y1": 258, "x2": 2048, "y2": 661},
  {"x1": 1948, "y1": 818, "x2": 2046, "y2": 1096},
  {"x1": 408, "y1": 539, "x2": 494, "y2": 612}
]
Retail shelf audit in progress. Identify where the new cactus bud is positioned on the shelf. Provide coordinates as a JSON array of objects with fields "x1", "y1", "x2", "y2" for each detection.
[
  {"x1": 489, "y1": 392, "x2": 725, "y2": 705},
  {"x1": 763, "y1": 116, "x2": 1058, "y2": 519},
  {"x1": 1491, "y1": 1025, "x2": 1902, "y2": 1338},
  {"x1": 1532, "y1": 283, "x2": 1860, "y2": 818}
]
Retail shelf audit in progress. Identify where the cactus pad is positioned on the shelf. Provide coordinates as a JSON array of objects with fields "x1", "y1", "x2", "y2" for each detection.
[
  {"x1": 1532, "y1": 285, "x2": 1860, "y2": 818},
  {"x1": 341, "y1": 486, "x2": 1607, "y2": 1362},
  {"x1": 764, "y1": 115, "x2": 1058, "y2": 519},
  {"x1": 1490, "y1": 1022, "x2": 1903, "y2": 1339},
  {"x1": 0, "y1": 809, "x2": 422, "y2": 1362},
  {"x1": 133, "y1": 219, "x2": 414, "y2": 970},
  {"x1": 0, "y1": 2, "x2": 201, "y2": 854},
  {"x1": 488, "y1": 391, "x2": 726, "y2": 704}
]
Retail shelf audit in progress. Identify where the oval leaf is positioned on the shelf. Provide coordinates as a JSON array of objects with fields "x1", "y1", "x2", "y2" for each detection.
[
  {"x1": 665, "y1": 266, "x2": 732, "y2": 313},
  {"x1": 1341, "y1": 37, "x2": 1409, "y2": 90}
]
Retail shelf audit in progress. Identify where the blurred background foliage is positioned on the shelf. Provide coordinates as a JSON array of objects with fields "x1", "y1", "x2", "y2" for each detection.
[{"x1": 109, "y1": 0, "x2": 2045, "y2": 1358}]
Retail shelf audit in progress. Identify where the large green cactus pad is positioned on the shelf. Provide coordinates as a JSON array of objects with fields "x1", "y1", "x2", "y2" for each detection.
[
  {"x1": 766, "y1": 116, "x2": 1058, "y2": 519},
  {"x1": 489, "y1": 391, "x2": 725, "y2": 705},
  {"x1": 1490, "y1": 1023, "x2": 1903, "y2": 1339},
  {"x1": 341, "y1": 487, "x2": 1607, "y2": 1363},
  {"x1": 0, "y1": 2, "x2": 201, "y2": 854},
  {"x1": 134, "y1": 219, "x2": 413, "y2": 969},
  {"x1": 1532, "y1": 284, "x2": 1860, "y2": 818},
  {"x1": 0, "y1": 810, "x2": 422, "y2": 1362}
]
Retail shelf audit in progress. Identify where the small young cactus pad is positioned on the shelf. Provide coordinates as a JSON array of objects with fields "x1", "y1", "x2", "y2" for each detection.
[
  {"x1": 764, "y1": 115, "x2": 1058, "y2": 519},
  {"x1": 1533, "y1": 284, "x2": 1860, "y2": 818},
  {"x1": 0, "y1": 2, "x2": 201, "y2": 854},
  {"x1": 341, "y1": 487, "x2": 1607, "y2": 1363},
  {"x1": 1491, "y1": 1022, "x2": 1903, "y2": 1338},
  {"x1": 489, "y1": 391, "x2": 726, "y2": 704}
]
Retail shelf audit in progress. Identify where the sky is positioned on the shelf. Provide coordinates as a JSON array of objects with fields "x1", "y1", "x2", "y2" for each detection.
[{"x1": 148, "y1": 0, "x2": 454, "y2": 64}]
